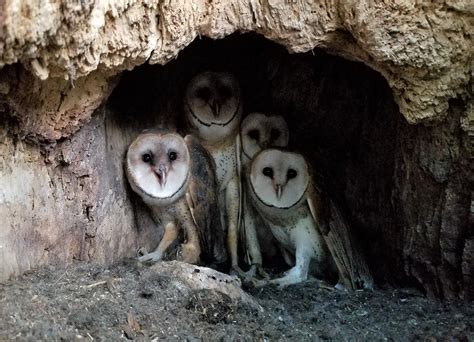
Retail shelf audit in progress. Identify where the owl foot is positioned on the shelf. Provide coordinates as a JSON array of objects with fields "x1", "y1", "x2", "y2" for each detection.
[
  {"x1": 334, "y1": 281, "x2": 349, "y2": 291},
  {"x1": 229, "y1": 265, "x2": 247, "y2": 279},
  {"x1": 273, "y1": 277, "x2": 333, "y2": 290},
  {"x1": 307, "y1": 276, "x2": 345, "y2": 291},
  {"x1": 267, "y1": 268, "x2": 309, "y2": 289},
  {"x1": 177, "y1": 243, "x2": 200, "y2": 265},
  {"x1": 136, "y1": 246, "x2": 148, "y2": 257},
  {"x1": 249, "y1": 278, "x2": 271, "y2": 288},
  {"x1": 137, "y1": 251, "x2": 163, "y2": 264},
  {"x1": 253, "y1": 264, "x2": 270, "y2": 280},
  {"x1": 241, "y1": 264, "x2": 270, "y2": 286}
]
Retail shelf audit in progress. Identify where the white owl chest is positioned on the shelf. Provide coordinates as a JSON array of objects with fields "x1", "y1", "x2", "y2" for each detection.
[
  {"x1": 266, "y1": 207, "x2": 326, "y2": 261},
  {"x1": 209, "y1": 142, "x2": 237, "y2": 192}
]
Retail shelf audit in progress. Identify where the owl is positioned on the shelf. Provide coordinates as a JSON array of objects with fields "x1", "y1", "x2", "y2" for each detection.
[
  {"x1": 247, "y1": 148, "x2": 373, "y2": 289},
  {"x1": 240, "y1": 113, "x2": 289, "y2": 165},
  {"x1": 125, "y1": 131, "x2": 227, "y2": 266},
  {"x1": 184, "y1": 71, "x2": 244, "y2": 275},
  {"x1": 240, "y1": 113, "x2": 291, "y2": 279}
]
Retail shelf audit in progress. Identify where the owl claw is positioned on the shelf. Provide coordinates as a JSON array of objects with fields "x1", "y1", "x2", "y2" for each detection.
[
  {"x1": 255, "y1": 264, "x2": 270, "y2": 280},
  {"x1": 247, "y1": 277, "x2": 286, "y2": 289},
  {"x1": 241, "y1": 264, "x2": 270, "y2": 286},
  {"x1": 229, "y1": 265, "x2": 246, "y2": 278},
  {"x1": 137, "y1": 251, "x2": 162, "y2": 264},
  {"x1": 136, "y1": 246, "x2": 148, "y2": 257},
  {"x1": 250, "y1": 278, "x2": 271, "y2": 288}
]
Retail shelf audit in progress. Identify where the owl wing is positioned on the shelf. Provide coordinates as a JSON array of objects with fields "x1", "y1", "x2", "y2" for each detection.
[
  {"x1": 235, "y1": 133, "x2": 250, "y2": 262},
  {"x1": 184, "y1": 134, "x2": 227, "y2": 264},
  {"x1": 307, "y1": 184, "x2": 374, "y2": 290}
]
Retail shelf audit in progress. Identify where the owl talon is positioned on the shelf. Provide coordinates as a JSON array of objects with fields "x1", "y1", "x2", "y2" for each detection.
[
  {"x1": 250, "y1": 278, "x2": 271, "y2": 288},
  {"x1": 240, "y1": 266, "x2": 257, "y2": 287},
  {"x1": 137, "y1": 251, "x2": 162, "y2": 264},
  {"x1": 243, "y1": 264, "x2": 257, "y2": 281},
  {"x1": 136, "y1": 247, "x2": 148, "y2": 257},
  {"x1": 255, "y1": 264, "x2": 270, "y2": 280},
  {"x1": 333, "y1": 281, "x2": 348, "y2": 291},
  {"x1": 229, "y1": 265, "x2": 247, "y2": 278},
  {"x1": 241, "y1": 264, "x2": 270, "y2": 286}
]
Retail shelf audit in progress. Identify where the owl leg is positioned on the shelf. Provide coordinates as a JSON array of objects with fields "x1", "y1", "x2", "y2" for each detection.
[
  {"x1": 244, "y1": 202, "x2": 262, "y2": 266},
  {"x1": 280, "y1": 245, "x2": 295, "y2": 267},
  {"x1": 138, "y1": 221, "x2": 178, "y2": 264},
  {"x1": 242, "y1": 204, "x2": 269, "y2": 281},
  {"x1": 177, "y1": 203, "x2": 201, "y2": 265},
  {"x1": 226, "y1": 176, "x2": 245, "y2": 276},
  {"x1": 268, "y1": 246, "x2": 311, "y2": 288}
]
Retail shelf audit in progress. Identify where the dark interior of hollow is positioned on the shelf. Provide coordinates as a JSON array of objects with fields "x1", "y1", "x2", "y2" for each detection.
[{"x1": 108, "y1": 33, "x2": 415, "y2": 290}]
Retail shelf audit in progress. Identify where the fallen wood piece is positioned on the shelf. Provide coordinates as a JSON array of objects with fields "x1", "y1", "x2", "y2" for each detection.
[{"x1": 149, "y1": 261, "x2": 263, "y2": 311}]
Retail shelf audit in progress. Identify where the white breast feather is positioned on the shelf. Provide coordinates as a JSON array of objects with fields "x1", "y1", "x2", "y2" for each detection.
[{"x1": 266, "y1": 206, "x2": 326, "y2": 264}]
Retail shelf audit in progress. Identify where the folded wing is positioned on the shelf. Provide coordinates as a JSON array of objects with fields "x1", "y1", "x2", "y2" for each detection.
[{"x1": 185, "y1": 134, "x2": 228, "y2": 265}]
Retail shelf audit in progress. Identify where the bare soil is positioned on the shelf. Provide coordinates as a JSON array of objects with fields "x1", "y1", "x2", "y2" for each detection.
[{"x1": 1, "y1": 260, "x2": 472, "y2": 341}]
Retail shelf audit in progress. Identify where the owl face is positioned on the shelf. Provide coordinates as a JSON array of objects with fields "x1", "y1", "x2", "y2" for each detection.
[
  {"x1": 126, "y1": 133, "x2": 190, "y2": 199},
  {"x1": 250, "y1": 149, "x2": 309, "y2": 209},
  {"x1": 185, "y1": 71, "x2": 241, "y2": 142},
  {"x1": 241, "y1": 112, "x2": 289, "y2": 162}
]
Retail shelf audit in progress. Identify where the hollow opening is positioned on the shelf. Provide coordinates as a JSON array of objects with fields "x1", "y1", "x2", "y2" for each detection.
[{"x1": 107, "y1": 33, "x2": 411, "y2": 289}]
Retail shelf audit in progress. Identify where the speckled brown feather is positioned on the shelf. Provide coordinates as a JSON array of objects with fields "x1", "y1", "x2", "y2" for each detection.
[{"x1": 185, "y1": 134, "x2": 228, "y2": 264}]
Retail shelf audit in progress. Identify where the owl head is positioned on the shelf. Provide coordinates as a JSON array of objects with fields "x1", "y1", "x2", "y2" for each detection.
[
  {"x1": 184, "y1": 71, "x2": 242, "y2": 142},
  {"x1": 241, "y1": 112, "x2": 289, "y2": 164},
  {"x1": 249, "y1": 149, "x2": 309, "y2": 210},
  {"x1": 126, "y1": 132, "x2": 190, "y2": 203}
]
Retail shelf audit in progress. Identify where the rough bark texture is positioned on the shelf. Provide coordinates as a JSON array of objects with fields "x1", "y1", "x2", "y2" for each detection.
[
  {"x1": 1, "y1": 0, "x2": 472, "y2": 136},
  {"x1": 0, "y1": 2, "x2": 472, "y2": 300}
]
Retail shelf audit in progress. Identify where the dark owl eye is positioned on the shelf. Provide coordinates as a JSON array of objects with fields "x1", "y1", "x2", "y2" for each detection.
[
  {"x1": 248, "y1": 129, "x2": 260, "y2": 141},
  {"x1": 142, "y1": 153, "x2": 152, "y2": 163},
  {"x1": 262, "y1": 167, "x2": 273, "y2": 178},
  {"x1": 287, "y1": 169, "x2": 297, "y2": 180},
  {"x1": 270, "y1": 128, "x2": 281, "y2": 142},
  {"x1": 168, "y1": 151, "x2": 177, "y2": 161},
  {"x1": 196, "y1": 87, "x2": 211, "y2": 101},
  {"x1": 219, "y1": 85, "x2": 232, "y2": 100}
]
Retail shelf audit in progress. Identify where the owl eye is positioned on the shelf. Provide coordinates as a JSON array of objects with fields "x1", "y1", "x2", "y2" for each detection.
[
  {"x1": 270, "y1": 128, "x2": 281, "y2": 142},
  {"x1": 168, "y1": 151, "x2": 177, "y2": 161},
  {"x1": 142, "y1": 153, "x2": 152, "y2": 163},
  {"x1": 248, "y1": 129, "x2": 260, "y2": 141},
  {"x1": 287, "y1": 169, "x2": 297, "y2": 180},
  {"x1": 196, "y1": 87, "x2": 211, "y2": 101},
  {"x1": 262, "y1": 167, "x2": 273, "y2": 178},
  {"x1": 219, "y1": 85, "x2": 232, "y2": 100}
]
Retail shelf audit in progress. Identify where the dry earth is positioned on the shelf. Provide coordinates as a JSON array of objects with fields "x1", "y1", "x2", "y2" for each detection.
[{"x1": 1, "y1": 260, "x2": 472, "y2": 341}]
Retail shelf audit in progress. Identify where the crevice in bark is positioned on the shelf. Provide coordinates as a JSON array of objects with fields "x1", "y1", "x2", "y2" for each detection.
[{"x1": 106, "y1": 33, "x2": 472, "y2": 298}]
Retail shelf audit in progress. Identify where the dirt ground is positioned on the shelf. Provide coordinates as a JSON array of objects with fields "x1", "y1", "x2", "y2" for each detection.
[{"x1": 1, "y1": 260, "x2": 472, "y2": 341}]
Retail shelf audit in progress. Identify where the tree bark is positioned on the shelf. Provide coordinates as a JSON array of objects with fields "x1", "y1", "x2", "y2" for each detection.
[{"x1": 0, "y1": 1, "x2": 471, "y2": 299}]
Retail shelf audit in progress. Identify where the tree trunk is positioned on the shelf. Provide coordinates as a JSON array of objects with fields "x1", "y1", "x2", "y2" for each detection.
[{"x1": 0, "y1": 1, "x2": 472, "y2": 300}]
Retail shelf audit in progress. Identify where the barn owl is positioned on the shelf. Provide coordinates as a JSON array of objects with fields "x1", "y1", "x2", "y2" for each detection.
[
  {"x1": 125, "y1": 131, "x2": 227, "y2": 266},
  {"x1": 248, "y1": 148, "x2": 373, "y2": 289},
  {"x1": 240, "y1": 113, "x2": 291, "y2": 279},
  {"x1": 184, "y1": 71, "x2": 243, "y2": 275}
]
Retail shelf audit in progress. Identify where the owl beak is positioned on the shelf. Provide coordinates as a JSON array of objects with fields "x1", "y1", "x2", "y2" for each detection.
[
  {"x1": 156, "y1": 165, "x2": 168, "y2": 187},
  {"x1": 210, "y1": 101, "x2": 220, "y2": 118},
  {"x1": 275, "y1": 184, "x2": 283, "y2": 200}
]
